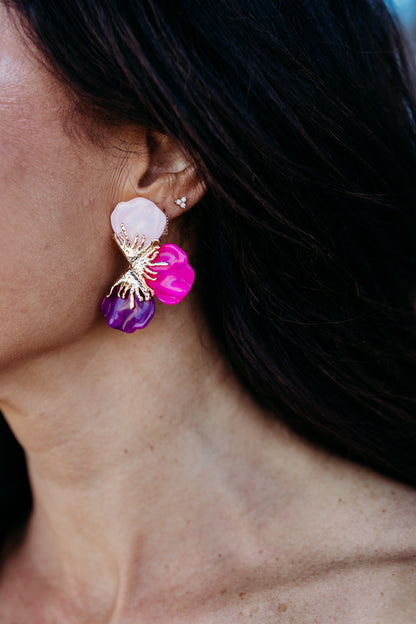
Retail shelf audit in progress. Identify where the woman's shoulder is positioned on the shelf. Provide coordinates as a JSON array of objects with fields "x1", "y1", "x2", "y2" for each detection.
[
  {"x1": 214, "y1": 456, "x2": 416, "y2": 623},
  {"x1": 199, "y1": 537, "x2": 416, "y2": 623},
  {"x1": 175, "y1": 554, "x2": 416, "y2": 624}
]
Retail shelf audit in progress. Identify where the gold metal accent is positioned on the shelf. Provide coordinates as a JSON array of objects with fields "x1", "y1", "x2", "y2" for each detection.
[{"x1": 107, "y1": 223, "x2": 168, "y2": 309}]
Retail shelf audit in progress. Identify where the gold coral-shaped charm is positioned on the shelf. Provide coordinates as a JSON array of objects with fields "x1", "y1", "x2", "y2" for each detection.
[{"x1": 108, "y1": 223, "x2": 168, "y2": 309}]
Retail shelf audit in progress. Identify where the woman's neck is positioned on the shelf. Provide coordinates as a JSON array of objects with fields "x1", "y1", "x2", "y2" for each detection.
[
  {"x1": 2, "y1": 299, "x2": 414, "y2": 622},
  {"x1": 0, "y1": 299, "x2": 308, "y2": 617}
]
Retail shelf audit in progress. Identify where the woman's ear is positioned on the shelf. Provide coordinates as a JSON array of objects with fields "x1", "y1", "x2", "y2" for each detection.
[{"x1": 134, "y1": 132, "x2": 206, "y2": 219}]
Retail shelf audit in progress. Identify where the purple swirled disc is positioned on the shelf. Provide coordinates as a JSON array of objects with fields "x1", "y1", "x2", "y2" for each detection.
[{"x1": 101, "y1": 291, "x2": 155, "y2": 332}]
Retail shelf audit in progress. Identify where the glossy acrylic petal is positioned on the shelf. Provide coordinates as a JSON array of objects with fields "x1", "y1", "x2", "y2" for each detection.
[
  {"x1": 101, "y1": 292, "x2": 155, "y2": 332},
  {"x1": 152, "y1": 244, "x2": 195, "y2": 305},
  {"x1": 110, "y1": 198, "x2": 166, "y2": 247}
]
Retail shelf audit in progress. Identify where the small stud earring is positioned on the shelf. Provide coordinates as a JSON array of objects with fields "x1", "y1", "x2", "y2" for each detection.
[{"x1": 174, "y1": 196, "x2": 187, "y2": 210}]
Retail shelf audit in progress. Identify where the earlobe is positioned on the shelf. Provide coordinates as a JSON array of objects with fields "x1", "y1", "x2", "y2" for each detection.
[
  {"x1": 137, "y1": 163, "x2": 205, "y2": 219},
  {"x1": 113, "y1": 131, "x2": 205, "y2": 222},
  {"x1": 132, "y1": 132, "x2": 205, "y2": 219}
]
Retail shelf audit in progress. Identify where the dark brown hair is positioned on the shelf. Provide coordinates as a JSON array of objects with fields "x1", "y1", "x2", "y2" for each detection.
[{"x1": 2, "y1": 0, "x2": 416, "y2": 542}]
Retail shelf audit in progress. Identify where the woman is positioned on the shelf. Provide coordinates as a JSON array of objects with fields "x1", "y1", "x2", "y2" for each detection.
[{"x1": 0, "y1": 0, "x2": 415, "y2": 621}]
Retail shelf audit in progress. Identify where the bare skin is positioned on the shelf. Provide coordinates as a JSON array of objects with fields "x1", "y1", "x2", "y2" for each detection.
[{"x1": 0, "y1": 5, "x2": 415, "y2": 623}]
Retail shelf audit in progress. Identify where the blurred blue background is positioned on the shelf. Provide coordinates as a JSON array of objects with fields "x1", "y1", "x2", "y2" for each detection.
[
  {"x1": 391, "y1": 0, "x2": 416, "y2": 27},
  {"x1": 391, "y1": 0, "x2": 416, "y2": 55},
  {"x1": 391, "y1": 0, "x2": 415, "y2": 20}
]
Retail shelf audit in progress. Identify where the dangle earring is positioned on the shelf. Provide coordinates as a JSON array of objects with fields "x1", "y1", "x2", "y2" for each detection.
[{"x1": 101, "y1": 197, "x2": 195, "y2": 333}]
